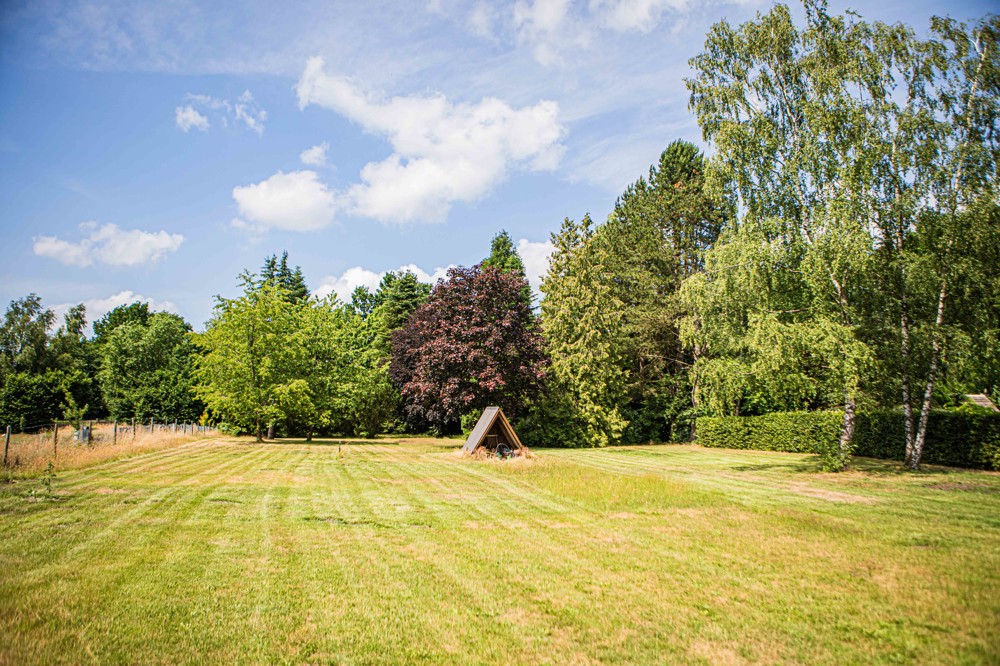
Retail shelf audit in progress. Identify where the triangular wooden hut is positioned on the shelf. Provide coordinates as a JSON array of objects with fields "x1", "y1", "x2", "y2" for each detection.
[{"x1": 461, "y1": 406, "x2": 526, "y2": 456}]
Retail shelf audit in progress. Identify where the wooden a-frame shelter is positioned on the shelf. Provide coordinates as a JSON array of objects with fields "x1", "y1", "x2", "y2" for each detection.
[{"x1": 461, "y1": 406, "x2": 526, "y2": 456}]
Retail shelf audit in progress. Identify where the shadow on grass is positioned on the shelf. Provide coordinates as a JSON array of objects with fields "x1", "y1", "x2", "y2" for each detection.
[
  {"x1": 263, "y1": 437, "x2": 401, "y2": 447},
  {"x1": 732, "y1": 456, "x2": 978, "y2": 477},
  {"x1": 846, "y1": 456, "x2": 982, "y2": 477},
  {"x1": 731, "y1": 460, "x2": 820, "y2": 474},
  {"x1": 261, "y1": 437, "x2": 464, "y2": 452}
]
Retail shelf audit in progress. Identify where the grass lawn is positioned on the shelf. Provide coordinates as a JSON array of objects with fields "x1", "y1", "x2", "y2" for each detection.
[{"x1": 0, "y1": 438, "x2": 998, "y2": 665}]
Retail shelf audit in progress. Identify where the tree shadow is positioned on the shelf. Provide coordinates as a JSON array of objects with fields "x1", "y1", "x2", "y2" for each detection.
[
  {"x1": 731, "y1": 460, "x2": 820, "y2": 474},
  {"x1": 264, "y1": 437, "x2": 402, "y2": 447}
]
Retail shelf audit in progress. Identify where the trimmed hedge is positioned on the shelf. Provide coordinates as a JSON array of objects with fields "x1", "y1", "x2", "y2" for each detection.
[{"x1": 696, "y1": 410, "x2": 1000, "y2": 470}]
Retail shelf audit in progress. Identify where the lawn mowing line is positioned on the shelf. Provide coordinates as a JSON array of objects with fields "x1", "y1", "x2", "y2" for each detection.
[
  {"x1": 52, "y1": 445, "x2": 224, "y2": 497},
  {"x1": 455, "y1": 461, "x2": 606, "y2": 520},
  {"x1": 548, "y1": 452, "x2": 802, "y2": 506},
  {"x1": 64, "y1": 443, "x2": 279, "y2": 665},
  {"x1": 51, "y1": 439, "x2": 226, "y2": 493},
  {"x1": 298, "y1": 445, "x2": 386, "y2": 662},
  {"x1": 419, "y1": 466, "x2": 710, "y2": 661},
  {"x1": 272, "y1": 445, "x2": 345, "y2": 665},
  {"x1": 388, "y1": 473, "x2": 567, "y2": 663},
  {"x1": 14, "y1": 441, "x2": 271, "y2": 585},
  {"x1": 0, "y1": 441, "x2": 238, "y2": 545},
  {"x1": 342, "y1": 448, "x2": 536, "y2": 663},
  {"x1": 321, "y1": 448, "x2": 473, "y2": 662},
  {"x1": 0, "y1": 443, "x2": 276, "y2": 666},
  {"x1": 241, "y1": 443, "x2": 312, "y2": 663},
  {"x1": 553, "y1": 450, "x2": 1000, "y2": 527},
  {"x1": 52, "y1": 437, "x2": 222, "y2": 480}
]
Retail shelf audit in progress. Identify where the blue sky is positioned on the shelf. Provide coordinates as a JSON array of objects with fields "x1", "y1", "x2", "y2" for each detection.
[{"x1": 0, "y1": 0, "x2": 994, "y2": 331}]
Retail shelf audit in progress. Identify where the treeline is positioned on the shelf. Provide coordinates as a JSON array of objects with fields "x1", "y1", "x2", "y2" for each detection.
[
  {"x1": 537, "y1": 2, "x2": 999, "y2": 469},
  {"x1": 192, "y1": 234, "x2": 545, "y2": 441},
  {"x1": 0, "y1": 298, "x2": 201, "y2": 431},
  {"x1": 2, "y1": 1, "x2": 996, "y2": 471}
]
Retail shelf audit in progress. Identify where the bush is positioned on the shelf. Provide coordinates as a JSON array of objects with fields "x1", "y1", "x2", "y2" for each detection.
[{"x1": 696, "y1": 410, "x2": 1000, "y2": 470}]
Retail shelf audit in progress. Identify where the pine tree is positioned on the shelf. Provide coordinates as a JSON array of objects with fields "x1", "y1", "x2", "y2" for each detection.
[
  {"x1": 539, "y1": 216, "x2": 628, "y2": 447},
  {"x1": 260, "y1": 251, "x2": 310, "y2": 303},
  {"x1": 483, "y1": 230, "x2": 531, "y2": 306}
]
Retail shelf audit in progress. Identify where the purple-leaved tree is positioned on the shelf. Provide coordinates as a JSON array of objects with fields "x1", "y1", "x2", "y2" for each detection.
[{"x1": 390, "y1": 265, "x2": 547, "y2": 433}]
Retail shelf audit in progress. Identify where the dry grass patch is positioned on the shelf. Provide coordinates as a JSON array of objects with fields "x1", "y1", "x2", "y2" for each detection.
[{"x1": 1, "y1": 424, "x2": 216, "y2": 478}]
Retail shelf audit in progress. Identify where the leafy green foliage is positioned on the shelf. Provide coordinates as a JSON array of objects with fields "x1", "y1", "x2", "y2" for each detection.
[
  {"x1": 99, "y1": 313, "x2": 201, "y2": 421},
  {"x1": 0, "y1": 294, "x2": 55, "y2": 377},
  {"x1": 0, "y1": 371, "x2": 66, "y2": 432},
  {"x1": 372, "y1": 271, "x2": 431, "y2": 334},
  {"x1": 92, "y1": 302, "x2": 150, "y2": 345},
  {"x1": 593, "y1": 140, "x2": 729, "y2": 442},
  {"x1": 697, "y1": 410, "x2": 1000, "y2": 470},
  {"x1": 483, "y1": 229, "x2": 530, "y2": 307},
  {"x1": 539, "y1": 216, "x2": 627, "y2": 447},
  {"x1": 194, "y1": 275, "x2": 306, "y2": 440}
]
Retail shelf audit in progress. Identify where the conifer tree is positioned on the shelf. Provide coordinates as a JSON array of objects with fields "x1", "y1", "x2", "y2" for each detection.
[{"x1": 483, "y1": 230, "x2": 531, "y2": 306}]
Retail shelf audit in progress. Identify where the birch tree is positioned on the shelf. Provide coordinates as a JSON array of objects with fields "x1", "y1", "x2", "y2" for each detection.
[{"x1": 686, "y1": 1, "x2": 880, "y2": 467}]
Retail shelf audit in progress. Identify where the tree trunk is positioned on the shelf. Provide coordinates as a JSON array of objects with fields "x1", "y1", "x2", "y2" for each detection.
[
  {"x1": 689, "y1": 341, "x2": 702, "y2": 442},
  {"x1": 900, "y1": 300, "x2": 916, "y2": 466},
  {"x1": 267, "y1": 424, "x2": 275, "y2": 440},
  {"x1": 910, "y1": 281, "x2": 948, "y2": 470},
  {"x1": 255, "y1": 423, "x2": 262, "y2": 443},
  {"x1": 838, "y1": 394, "x2": 857, "y2": 471},
  {"x1": 306, "y1": 427, "x2": 313, "y2": 443}
]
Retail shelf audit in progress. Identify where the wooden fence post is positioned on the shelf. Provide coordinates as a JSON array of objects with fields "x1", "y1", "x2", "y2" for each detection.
[
  {"x1": 53, "y1": 422, "x2": 58, "y2": 460},
  {"x1": 87, "y1": 421, "x2": 93, "y2": 446},
  {"x1": 3, "y1": 425, "x2": 10, "y2": 468},
  {"x1": 150, "y1": 417, "x2": 154, "y2": 433},
  {"x1": 132, "y1": 417, "x2": 136, "y2": 440},
  {"x1": 113, "y1": 420, "x2": 118, "y2": 445}
]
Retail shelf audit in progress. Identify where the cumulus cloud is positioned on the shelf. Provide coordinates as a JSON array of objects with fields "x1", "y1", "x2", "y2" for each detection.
[
  {"x1": 231, "y1": 170, "x2": 337, "y2": 232},
  {"x1": 53, "y1": 291, "x2": 178, "y2": 335},
  {"x1": 175, "y1": 105, "x2": 209, "y2": 131},
  {"x1": 296, "y1": 58, "x2": 565, "y2": 224},
  {"x1": 300, "y1": 142, "x2": 329, "y2": 166},
  {"x1": 516, "y1": 238, "x2": 555, "y2": 292},
  {"x1": 315, "y1": 264, "x2": 453, "y2": 302},
  {"x1": 33, "y1": 222, "x2": 184, "y2": 267},
  {"x1": 177, "y1": 90, "x2": 267, "y2": 134}
]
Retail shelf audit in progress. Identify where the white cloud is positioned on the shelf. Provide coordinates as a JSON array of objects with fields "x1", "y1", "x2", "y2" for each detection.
[
  {"x1": 467, "y1": 2, "x2": 499, "y2": 41},
  {"x1": 233, "y1": 90, "x2": 267, "y2": 135},
  {"x1": 591, "y1": 0, "x2": 690, "y2": 33},
  {"x1": 296, "y1": 57, "x2": 565, "y2": 224},
  {"x1": 314, "y1": 249, "x2": 552, "y2": 304},
  {"x1": 514, "y1": 0, "x2": 570, "y2": 35},
  {"x1": 177, "y1": 91, "x2": 267, "y2": 134},
  {"x1": 512, "y1": 0, "x2": 589, "y2": 66},
  {"x1": 53, "y1": 291, "x2": 179, "y2": 335},
  {"x1": 516, "y1": 238, "x2": 554, "y2": 292},
  {"x1": 232, "y1": 170, "x2": 337, "y2": 232},
  {"x1": 175, "y1": 105, "x2": 209, "y2": 132},
  {"x1": 33, "y1": 222, "x2": 184, "y2": 267},
  {"x1": 300, "y1": 142, "x2": 329, "y2": 166},
  {"x1": 315, "y1": 264, "x2": 453, "y2": 302}
]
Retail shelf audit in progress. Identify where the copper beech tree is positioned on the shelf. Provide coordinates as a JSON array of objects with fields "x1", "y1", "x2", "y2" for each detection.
[{"x1": 390, "y1": 265, "x2": 547, "y2": 434}]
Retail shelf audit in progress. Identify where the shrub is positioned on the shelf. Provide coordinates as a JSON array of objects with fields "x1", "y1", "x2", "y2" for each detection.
[{"x1": 696, "y1": 410, "x2": 1000, "y2": 470}]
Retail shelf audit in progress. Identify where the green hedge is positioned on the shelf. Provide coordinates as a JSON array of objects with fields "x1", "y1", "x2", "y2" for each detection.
[{"x1": 696, "y1": 410, "x2": 1000, "y2": 470}]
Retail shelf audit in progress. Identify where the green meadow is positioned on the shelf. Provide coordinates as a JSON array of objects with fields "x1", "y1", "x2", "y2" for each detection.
[{"x1": 1, "y1": 438, "x2": 998, "y2": 665}]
